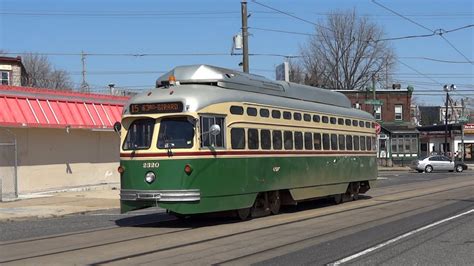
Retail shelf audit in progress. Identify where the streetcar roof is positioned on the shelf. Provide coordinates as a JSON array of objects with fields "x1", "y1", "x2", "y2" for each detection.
[{"x1": 155, "y1": 65, "x2": 351, "y2": 109}]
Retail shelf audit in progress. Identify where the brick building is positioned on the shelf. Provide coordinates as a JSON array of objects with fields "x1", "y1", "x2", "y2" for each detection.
[
  {"x1": 336, "y1": 86, "x2": 419, "y2": 166},
  {"x1": 0, "y1": 56, "x2": 27, "y2": 86}
]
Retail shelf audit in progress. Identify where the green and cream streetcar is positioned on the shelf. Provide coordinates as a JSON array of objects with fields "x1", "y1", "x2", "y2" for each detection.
[{"x1": 118, "y1": 65, "x2": 377, "y2": 219}]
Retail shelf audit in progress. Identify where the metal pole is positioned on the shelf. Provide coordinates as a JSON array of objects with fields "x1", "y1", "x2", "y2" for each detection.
[
  {"x1": 14, "y1": 136, "x2": 18, "y2": 198},
  {"x1": 241, "y1": 1, "x2": 249, "y2": 73},
  {"x1": 461, "y1": 98, "x2": 465, "y2": 162},
  {"x1": 445, "y1": 91, "x2": 449, "y2": 155}
]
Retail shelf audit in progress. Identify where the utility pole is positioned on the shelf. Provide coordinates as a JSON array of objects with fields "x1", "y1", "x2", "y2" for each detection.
[
  {"x1": 81, "y1": 51, "x2": 90, "y2": 93},
  {"x1": 444, "y1": 90, "x2": 449, "y2": 155},
  {"x1": 241, "y1": 1, "x2": 249, "y2": 73},
  {"x1": 372, "y1": 73, "x2": 377, "y2": 115},
  {"x1": 461, "y1": 98, "x2": 465, "y2": 162}
]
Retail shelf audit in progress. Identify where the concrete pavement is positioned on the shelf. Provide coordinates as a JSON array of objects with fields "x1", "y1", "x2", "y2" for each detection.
[{"x1": 0, "y1": 185, "x2": 120, "y2": 222}]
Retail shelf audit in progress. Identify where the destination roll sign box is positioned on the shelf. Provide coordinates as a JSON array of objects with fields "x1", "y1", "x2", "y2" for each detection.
[{"x1": 130, "y1": 102, "x2": 184, "y2": 114}]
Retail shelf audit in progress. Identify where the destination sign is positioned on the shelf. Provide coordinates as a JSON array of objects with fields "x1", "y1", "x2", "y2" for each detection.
[{"x1": 130, "y1": 102, "x2": 183, "y2": 114}]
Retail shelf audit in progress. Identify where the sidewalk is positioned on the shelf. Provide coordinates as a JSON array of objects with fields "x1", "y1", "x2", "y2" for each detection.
[{"x1": 0, "y1": 186, "x2": 120, "y2": 222}]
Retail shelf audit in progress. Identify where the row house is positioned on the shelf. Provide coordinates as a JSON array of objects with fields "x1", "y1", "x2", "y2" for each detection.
[{"x1": 336, "y1": 85, "x2": 419, "y2": 166}]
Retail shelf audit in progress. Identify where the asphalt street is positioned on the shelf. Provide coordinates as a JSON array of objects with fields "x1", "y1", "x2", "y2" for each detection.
[{"x1": 0, "y1": 171, "x2": 473, "y2": 265}]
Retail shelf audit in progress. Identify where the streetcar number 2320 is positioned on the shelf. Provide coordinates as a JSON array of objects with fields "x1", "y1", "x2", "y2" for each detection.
[{"x1": 143, "y1": 162, "x2": 160, "y2": 168}]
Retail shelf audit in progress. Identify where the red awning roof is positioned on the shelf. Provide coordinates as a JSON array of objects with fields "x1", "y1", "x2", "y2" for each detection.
[{"x1": 0, "y1": 85, "x2": 130, "y2": 129}]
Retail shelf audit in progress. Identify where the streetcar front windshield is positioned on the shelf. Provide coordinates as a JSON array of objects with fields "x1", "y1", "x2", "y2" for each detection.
[
  {"x1": 157, "y1": 117, "x2": 194, "y2": 149},
  {"x1": 123, "y1": 118, "x2": 155, "y2": 150}
]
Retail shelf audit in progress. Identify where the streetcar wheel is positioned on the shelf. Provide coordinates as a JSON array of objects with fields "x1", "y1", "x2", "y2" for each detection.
[
  {"x1": 268, "y1": 191, "x2": 281, "y2": 215},
  {"x1": 425, "y1": 165, "x2": 433, "y2": 173},
  {"x1": 334, "y1": 194, "x2": 343, "y2": 204},
  {"x1": 237, "y1": 208, "x2": 251, "y2": 221}
]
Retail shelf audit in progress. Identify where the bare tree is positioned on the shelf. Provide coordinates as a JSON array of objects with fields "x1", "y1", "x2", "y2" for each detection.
[
  {"x1": 299, "y1": 10, "x2": 395, "y2": 90},
  {"x1": 22, "y1": 53, "x2": 72, "y2": 90}
]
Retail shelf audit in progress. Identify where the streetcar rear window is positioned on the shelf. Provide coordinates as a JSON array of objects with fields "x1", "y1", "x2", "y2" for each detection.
[
  {"x1": 157, "y1": 117, "x2": 194, "y2": 149},
  {"x1": 123, "y1": 118, "x2": 155, "y2": 150}
]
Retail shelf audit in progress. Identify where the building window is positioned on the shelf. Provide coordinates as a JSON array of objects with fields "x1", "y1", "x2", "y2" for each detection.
[
  {"x1": 1, "y1": 71, "x2": 9, "y2": 85},
  {"x1": 375, "y1": 106, "x2": 382, "y2": 120},
  {"x1": 231, "y1": 128, "x2": 245, "y2": 149},
  {"x1": 395, "y1": 105, "x2": 403, "y2": 120}
]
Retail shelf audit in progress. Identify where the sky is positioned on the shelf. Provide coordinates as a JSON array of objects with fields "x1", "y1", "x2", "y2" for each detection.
[{"x1": 1, "y1": 0, "x2": 473, "y2": 106}]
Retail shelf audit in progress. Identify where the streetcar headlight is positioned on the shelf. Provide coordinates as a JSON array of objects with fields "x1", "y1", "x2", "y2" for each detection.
[{"x1": 144, "y1": 172, "x2": 156, "y2": 184}]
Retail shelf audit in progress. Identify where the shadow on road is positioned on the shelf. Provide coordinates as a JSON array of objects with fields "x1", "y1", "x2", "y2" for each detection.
[{"x1": 115, "y1": 195, "x2": 372, "y2": 228}]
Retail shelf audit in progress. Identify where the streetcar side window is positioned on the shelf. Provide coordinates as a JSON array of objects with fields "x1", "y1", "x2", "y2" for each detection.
[
  {"x1": 304, "y1": 132, "x2": 313, "y2": 150},
  {"x1": 294, "y1": 112, "x2": 302, "y2": 121},
  {"x1": 372, "y1": 137, "x2": 376, "y2": 150},
  {"x1": 230, "y1": 106, "x2": 244, "y2": 115},
  {"x1": 304, "y1": 114, "x2": 311, "y2": 122},
  {"x1": 331, "y1": 134, "x2": 338, "y2": 150},
  {"x1": 284, "y1": 131, "x2": 293, "y2": 150},
  {"x1": 261, "y1": 129, "x2": 271, "y2": 150},
  {"x1": 367, "y1": 136, "x2": 372, "y2": 151},
  {"x1": 330, "y1": 117, "x2": 337, "y2": 124},
  {"x1": 231, "y1": 128, "x2": 245, "y2": 149},
  {"x1": 260, "y1": 108, "x2": 270, "y2": 118},
  {"x1": 346, "y1": 135, "x2": 353, "y2": 150},
  {"x1": 352, "y1": 120, "x2": 358, "y2": 127},
  {"x1": 123, "y1": 118, "x2": 155, "y2": 150},
  {"x1": 354, "y1": 135, "x2": 360, "y2": 150},
  {"x1": 338, "y1": 118, "x2": 344, "y2": 125},
  {"x1": 200, "y1": 116, "x2": 225, "y2": 148},
  {"x1": 313, "y1": 115, "x2": 320, "y2": 123},
  {"x1": 272, "y1": 110, "x2": 281, "y2": 119},
  {"x1": 314, "y1": 133, "x2": 322, "y2": 150},
  {"x1": 365, "y1": 122, "x2": 371, "y2": 128},
  {"x1": 294, "y1": 131, "x2": 303, "y2": 150},
  {"x1": 273, "y1": 130, "x2": 283, "y2": 150},
  {"x1": 247, "y1": 107, "x2": 257, "y2": 116},
  {"x1": 360, "y1": 136, "x2": 366, "y2": 150},
  {"x1": 283, "y1": 111, "x2": 292, "y2": 120},
  {"x1": 359, "y1": 121, "x2": 364, "y2": 127},
  {"x1": 338, "y1": 134, "x2": 345, "y2": 150},
  {"x1": 248, "y1": 128, "x2": 259, "y2": 150},
  {"x1": 345, "y1": 119, "x2": 351, "y2": 126},
  {"x1": 322, "y1": 133, "x2": 330, "y2": 150},
  {"x1": 322, "y1": 116, "x2": 329, "y2": 123}
]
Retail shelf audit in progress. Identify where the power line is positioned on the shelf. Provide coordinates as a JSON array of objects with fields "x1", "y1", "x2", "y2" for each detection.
[
  {"x1": 439, "y1": 35, "x2": 474, "y2": 64},
  {"x1": 371, "y1": 0, "x2": 433, "y2": 32}
]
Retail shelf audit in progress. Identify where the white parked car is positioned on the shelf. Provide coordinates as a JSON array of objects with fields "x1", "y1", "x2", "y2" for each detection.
[{"x1": 410, "y1": 155, "x2": 467, "y2": 173}]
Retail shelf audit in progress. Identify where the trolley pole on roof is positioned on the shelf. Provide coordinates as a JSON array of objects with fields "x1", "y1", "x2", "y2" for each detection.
[{"x1": 241, "y1": 1, "x2": 249, "y2": 73}]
